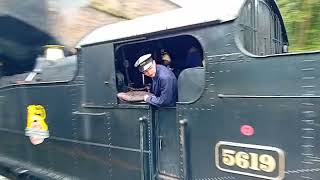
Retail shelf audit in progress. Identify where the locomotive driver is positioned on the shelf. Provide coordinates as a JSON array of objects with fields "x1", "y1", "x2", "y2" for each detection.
[{"x1": 134, "y1": 54, "x2": 177, "y2": 107}]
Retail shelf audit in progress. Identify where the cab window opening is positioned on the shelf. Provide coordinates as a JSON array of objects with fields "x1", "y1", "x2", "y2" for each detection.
[{"x1": 114, "y1": 35, "x2": 205, "y2": 105}]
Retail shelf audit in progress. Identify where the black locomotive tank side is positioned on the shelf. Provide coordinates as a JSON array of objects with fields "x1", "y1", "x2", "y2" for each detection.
[{"x1": 0, "y1": 0, "x2": 320, "y2": 179}]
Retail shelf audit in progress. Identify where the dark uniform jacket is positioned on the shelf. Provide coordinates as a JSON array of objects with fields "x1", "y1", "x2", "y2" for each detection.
[
  {"x1": 146, "y1": 65, "x2": 177, "y2": 107},
  {"x1": 184, "y1": 51, "x2": 202, "y2": 69}
]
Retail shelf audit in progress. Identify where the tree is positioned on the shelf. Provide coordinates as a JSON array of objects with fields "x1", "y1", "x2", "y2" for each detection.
[{"x1": 278, "y1": 0, "x2": 320, "y2": 52}]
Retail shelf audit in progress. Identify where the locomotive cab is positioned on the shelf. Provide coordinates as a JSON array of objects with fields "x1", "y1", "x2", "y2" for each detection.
[
  {"x1": 113, "y1": 35, "x2": 205, "y2": 178},
  {"x1": 76, "y1": 0, "x2": 292, "y2": 179},
  {"x1": 2, "y1": 0, "x2": 320, "y2": 180}
]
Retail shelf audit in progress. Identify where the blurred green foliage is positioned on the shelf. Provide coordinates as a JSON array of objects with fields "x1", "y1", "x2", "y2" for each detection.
[{"x1": 278, "y1": 0, "x2": 320, "y2": 52}]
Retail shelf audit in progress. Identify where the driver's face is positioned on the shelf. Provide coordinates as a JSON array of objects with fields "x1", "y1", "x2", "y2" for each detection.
[{"x1": 143, "y1": 65, "x2": 156, "y2": 77}]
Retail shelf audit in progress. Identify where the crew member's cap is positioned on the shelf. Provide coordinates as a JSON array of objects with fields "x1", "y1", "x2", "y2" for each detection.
[{"x1": 135, "y1": 54, "x2": 154, "y2": 72}]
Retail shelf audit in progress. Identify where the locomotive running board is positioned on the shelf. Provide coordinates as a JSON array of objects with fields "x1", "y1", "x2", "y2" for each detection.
[{"x1": 0, "y1": 155, "x2": 72, "y2": 180}]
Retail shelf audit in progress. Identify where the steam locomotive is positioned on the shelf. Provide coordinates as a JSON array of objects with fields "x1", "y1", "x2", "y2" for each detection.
[{"x1": 0, "y1": 0, "x2": 319, "y2": 179}]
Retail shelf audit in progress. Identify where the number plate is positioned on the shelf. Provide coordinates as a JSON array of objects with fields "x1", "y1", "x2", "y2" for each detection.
[{"x1": 215, "y1": 141, "x2": 285, "y2": 180}]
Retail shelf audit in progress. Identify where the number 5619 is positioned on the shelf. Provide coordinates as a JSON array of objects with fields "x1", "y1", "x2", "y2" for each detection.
[{"x1": 222, "y1": 149, "x2": 276, "y2": 172}]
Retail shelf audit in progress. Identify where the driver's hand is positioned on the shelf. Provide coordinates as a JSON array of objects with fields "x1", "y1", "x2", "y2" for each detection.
[{"x1": 143, "y1": 95, "x2": 149, "y2": 102}]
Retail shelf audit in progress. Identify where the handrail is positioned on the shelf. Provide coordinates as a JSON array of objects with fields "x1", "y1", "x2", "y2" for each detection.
[
  {"x1": 179, "y1": 119, "x2": 189, "y2": 180},
  {"x1": 139, "y1": 116, "x2": 147, "y2": 180}
]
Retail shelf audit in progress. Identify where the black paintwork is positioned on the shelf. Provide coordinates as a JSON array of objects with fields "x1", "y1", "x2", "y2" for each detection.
[{"x1": 0, "y1": 0, "x2": 319, "y2": 179}]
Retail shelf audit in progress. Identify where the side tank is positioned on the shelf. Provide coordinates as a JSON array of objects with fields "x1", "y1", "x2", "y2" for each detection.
[{"x1": 0, "y1": 0, "x2": 319, "y2": 180}]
